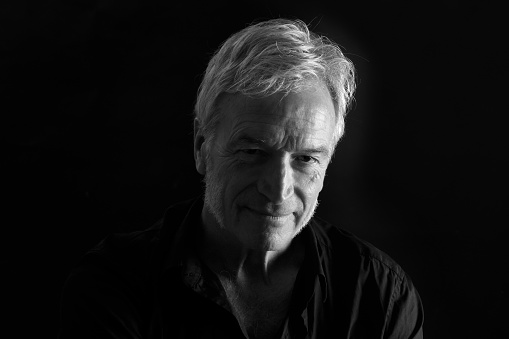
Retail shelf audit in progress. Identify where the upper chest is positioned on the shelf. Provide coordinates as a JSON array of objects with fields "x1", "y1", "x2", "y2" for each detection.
[{"x1": 219, "y1": 274, "x2": 296, "y2": 339}]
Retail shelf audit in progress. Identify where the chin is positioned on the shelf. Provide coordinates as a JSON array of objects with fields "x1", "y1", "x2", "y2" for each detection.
[
  {"x1": 251, "y1": 236, "x2": 289, "y2": 252},
  {"x1": 252, "y1": 222, "x2": 305, "y2": 251}
]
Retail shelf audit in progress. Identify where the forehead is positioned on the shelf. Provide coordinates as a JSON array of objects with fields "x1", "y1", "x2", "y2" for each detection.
[{"x1": 215, "y1": 85, "x2": 336, "y2": 149}]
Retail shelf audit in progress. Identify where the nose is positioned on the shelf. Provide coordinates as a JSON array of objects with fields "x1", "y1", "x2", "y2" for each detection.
[{"x1": 257, "y1": 155, "x2": 294, "y2": 204}]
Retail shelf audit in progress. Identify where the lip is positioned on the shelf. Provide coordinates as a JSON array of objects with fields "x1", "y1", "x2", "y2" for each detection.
[{"x1": 244, "y1": 207, "x2": 293, "y2": 219}]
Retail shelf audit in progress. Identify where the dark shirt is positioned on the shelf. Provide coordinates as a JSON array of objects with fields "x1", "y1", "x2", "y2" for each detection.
[{"x1": 59, "y1": 197, "x2": 424, "y2": 338}]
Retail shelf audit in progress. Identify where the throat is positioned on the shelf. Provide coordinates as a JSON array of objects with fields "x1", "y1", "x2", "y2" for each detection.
[
  {"x1": 198, "y1": 227, "x2": 307, "y2": 338},
  {"x1": 220, "y1": 275, "x2": 295, "y2": 339}
]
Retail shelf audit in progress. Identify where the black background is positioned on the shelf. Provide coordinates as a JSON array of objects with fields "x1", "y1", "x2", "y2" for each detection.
[{"x1": 2, "y1": 0, "x2": 507, "y2": 337}]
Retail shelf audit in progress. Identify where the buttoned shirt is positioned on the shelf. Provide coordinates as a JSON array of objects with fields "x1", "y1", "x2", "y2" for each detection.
[{"x1": 59, "y1": 197, "x2": 424, "y2": 338}]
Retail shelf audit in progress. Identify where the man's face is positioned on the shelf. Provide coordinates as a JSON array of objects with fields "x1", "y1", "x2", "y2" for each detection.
[{"x1": 197, "y1": 83, "x2": 336, "y2": 251}]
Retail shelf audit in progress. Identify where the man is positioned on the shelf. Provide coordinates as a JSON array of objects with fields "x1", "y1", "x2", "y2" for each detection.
[{"x1": 60, "y1": 19, "x2": 424, "y2": 338}]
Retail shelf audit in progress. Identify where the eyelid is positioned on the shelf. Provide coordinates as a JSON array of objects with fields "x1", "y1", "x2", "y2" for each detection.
[
  {"x1": 239, "y1": 146, "x2": 264, "y2": 151},
  {"x1": 294, "y1": 154, "x2": 320, "y2": 164},
  {"x1": 236, "y1": 148, "x2": 266, "y2": 158},
  {"x1": 297, "y1": 154, "x2": 319, "y2": 162},
  {"x1": 241, "y1": 148, "x2": 263, "y2": 153}
]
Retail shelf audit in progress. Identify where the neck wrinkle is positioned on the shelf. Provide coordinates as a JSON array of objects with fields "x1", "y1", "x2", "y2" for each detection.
[{"x1": 198, "y1": 213, "x2": 305, "y2": 286}]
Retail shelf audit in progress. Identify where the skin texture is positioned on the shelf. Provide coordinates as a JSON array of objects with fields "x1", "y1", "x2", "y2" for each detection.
[
  {"x1": 193, "y1": 81, "x2": 337, "y2": 338},
  {"x1": 194, "y1": 81, "x2": 336, "y2": 276}
]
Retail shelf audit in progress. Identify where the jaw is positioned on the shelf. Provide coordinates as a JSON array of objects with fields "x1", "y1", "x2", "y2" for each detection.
[
  {"x1": 199, "y1": 198, "x2": 313, "y2": 283},
  {"x1": 233, "y1": 203, "x2": 316, "y2": 252}
]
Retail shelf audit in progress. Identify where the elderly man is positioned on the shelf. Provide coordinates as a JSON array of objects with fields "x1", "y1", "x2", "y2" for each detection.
[{"x1": 60, "y1": 19, "x2": 424, "y2": 338}]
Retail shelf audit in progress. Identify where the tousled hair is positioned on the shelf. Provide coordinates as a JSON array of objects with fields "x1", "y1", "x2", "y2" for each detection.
[{"x1": 194, "y1": 18, "x2": 356, "y2": 147}]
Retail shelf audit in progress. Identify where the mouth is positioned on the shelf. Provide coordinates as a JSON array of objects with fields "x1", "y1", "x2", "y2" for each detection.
[{"x1": 244, "y1": 206, "x2": 293, "y2": 220}]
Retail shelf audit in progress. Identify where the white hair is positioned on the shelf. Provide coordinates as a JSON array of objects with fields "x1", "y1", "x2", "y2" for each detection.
[{"x1": 194, "y1": 18, "x2": 356, "y2": 147}]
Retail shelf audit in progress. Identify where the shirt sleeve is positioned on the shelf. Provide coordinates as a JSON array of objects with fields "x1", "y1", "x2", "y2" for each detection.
[
  {"x1": 384, "y1": 273, "x2": 424, "y2": 339},
  {"x1": 58, "y1": 261, "x2": 146, "y2": 339}
]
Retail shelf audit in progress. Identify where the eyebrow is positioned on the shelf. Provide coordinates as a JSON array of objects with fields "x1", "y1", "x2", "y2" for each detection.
[
  {"x1": 235, "y1": 136, "x2": 267, "y2": 146},
  {"x1": 305, "y1": 145, "x2": 331, "y2": 156},
  {"x1": 234, "y1": 136, "x2": 332, "y2": 157}
]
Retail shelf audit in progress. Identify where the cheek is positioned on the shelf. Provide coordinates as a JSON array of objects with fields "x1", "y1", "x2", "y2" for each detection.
[
  {"x1": 306, "y1": 168, "x2": 326, "y2": 194},
  {"x1": 217, "y1": 163, "x2": 256, "y2": 202},
  {"x1": 294, "y1": 171, "x2": 325, "y2": 208}
]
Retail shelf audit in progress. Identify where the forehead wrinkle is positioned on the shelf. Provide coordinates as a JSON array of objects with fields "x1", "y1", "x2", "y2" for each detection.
[
  {"x1": 223, "y1": 91, "x2": 330, "y2": 129},
  {"x1": 220, "y1": 88, "x2": 335, "y2": 152},
  {"x1": 228, "y1": 112, "x2": 330, "y2": 149},
  {"x1": 227, "y1": 120, "x2": 282, "y2": 147},
  {"x1": 233, "y1": 111, "x2": 327, "y2": 132}
]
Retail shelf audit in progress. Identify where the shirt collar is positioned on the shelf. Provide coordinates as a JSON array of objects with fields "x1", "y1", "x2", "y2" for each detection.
[
  {"x1": 292, "y1": 220, "x2": 329, "y2": 307},
  {"x1": 308, "y1": 219, "x2": 329, "y2": 302}
]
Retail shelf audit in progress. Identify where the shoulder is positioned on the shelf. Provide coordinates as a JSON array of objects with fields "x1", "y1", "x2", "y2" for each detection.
[
  {"x1": 308, "y1": 217, "x2": 424, "y2": 337},
  {"x1": 305, "y1": 218, "x2": 425, "y2": 337},
  {"x1": 74, "y1": 198, "x2": 198, "y2": 281},
  {"x1": 62, "y1": 223, "x2": 164, "y2": 311},
  {"x1": 59, "y1": 198, "x2": 199, "y2": 338},
  {"x1": 309, "y1": 216, "x2": 410, "y2": 286}
]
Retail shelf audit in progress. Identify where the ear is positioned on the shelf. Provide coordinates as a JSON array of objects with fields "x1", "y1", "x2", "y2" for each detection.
[{"x1": 193, "y1": 118, "x2": 207, "y2": 175}]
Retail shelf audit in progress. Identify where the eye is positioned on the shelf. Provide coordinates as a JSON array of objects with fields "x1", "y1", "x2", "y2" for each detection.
[
  {"x1": 241, "y1": 149, "x2": 263, "y2": 155},
  {"x1": 295, "y1": 155, "x2": 318, "y2": 164},
  {"x1": 236, "y1": 149, "x2": 266, "y2": 163}
]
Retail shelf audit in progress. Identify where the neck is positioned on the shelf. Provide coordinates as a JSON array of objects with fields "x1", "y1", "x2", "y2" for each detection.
[{"x1": 198, "y1": 207, "x2": 305, "y2": 285}]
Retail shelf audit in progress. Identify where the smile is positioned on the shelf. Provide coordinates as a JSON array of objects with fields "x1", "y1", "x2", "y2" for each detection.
[{"x1": 244, "y1": 207, "x2": 293, "y2": 220}]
